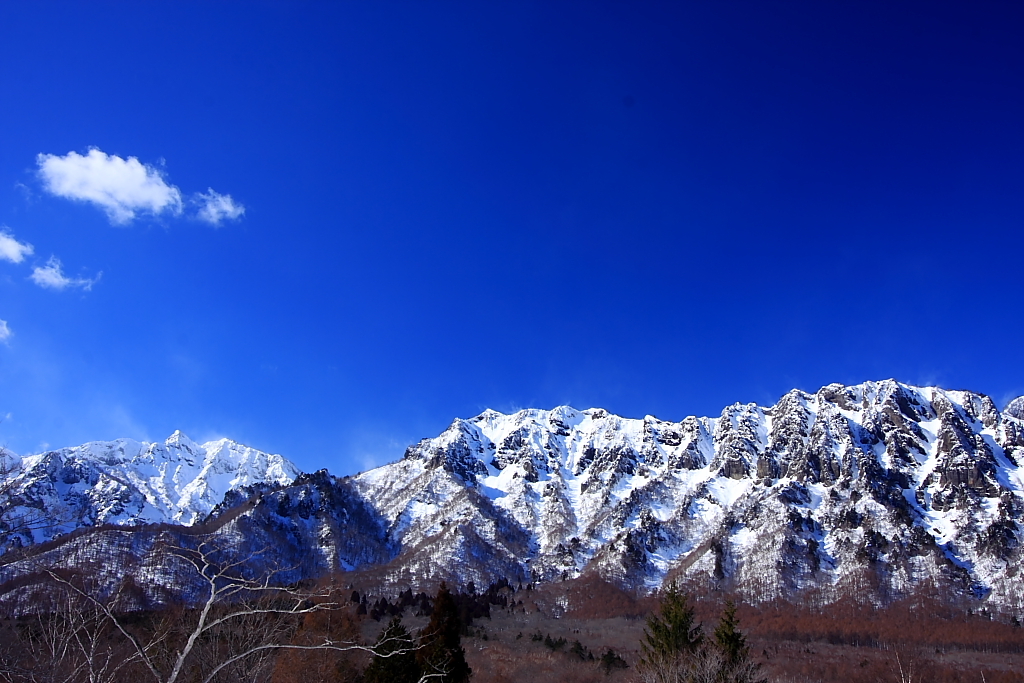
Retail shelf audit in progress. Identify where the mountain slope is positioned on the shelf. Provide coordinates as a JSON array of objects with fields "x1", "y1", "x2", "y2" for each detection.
[
  {"x1": 0, "y1": 431, "x2": 299, "y2": 551},
  {"x1": 2, "y1": 380, "x2": 1023, "y2": 612},
  {"x1": 351, "y1": 380, "x2": 1024, "y2": 606}
]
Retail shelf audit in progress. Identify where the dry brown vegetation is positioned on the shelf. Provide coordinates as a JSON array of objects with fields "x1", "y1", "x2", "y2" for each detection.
[
  {"x1": 4, "y1": 567, "x2": 1024, "y2": 682},
  {"x1": 344, "y1": 576, "x2": 1024, "y2": 683}
]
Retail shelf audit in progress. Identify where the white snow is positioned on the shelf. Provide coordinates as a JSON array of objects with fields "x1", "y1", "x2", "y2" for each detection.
[
  {"x1": 10, "y1": 379, "x2": 1024, "y2": 609},
  {"x1": 5, "y1": 432, "x2": 300, "y2": 538}
]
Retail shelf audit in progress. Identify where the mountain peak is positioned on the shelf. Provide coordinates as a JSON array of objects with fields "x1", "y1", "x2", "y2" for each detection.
[
  {"x1": 1, "y1": 432, "x2": 300, "y2": 551},
  {"x1": 165, "y1": 429, "x2": 198, "y2": 449},
  {"x1": 6, "y1": 379, "x2": 1024, "y2": 611},
  {"x1": 349, "y1": 379, "x2": 1024, "y2": 605},
  {"x1": 1005, "y1": 395, "x2": 1024, "y2": 420}
]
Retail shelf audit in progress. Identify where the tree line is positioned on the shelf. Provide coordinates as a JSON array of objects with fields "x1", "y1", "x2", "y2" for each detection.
[
  {"x1": 636, "y1": 581, "x2": 765, "y2": 683},
  {"x1": 0, "y1": 539, "x2": 475, "y2": 683}
]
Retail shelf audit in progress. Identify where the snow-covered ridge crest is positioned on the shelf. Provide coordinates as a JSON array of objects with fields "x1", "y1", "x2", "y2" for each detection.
[
  {"x1": 354, "y1": 379, "x2": 1024, "y2": 606},
  {"x1": 5, "y1": 379, "x2": 1024, "y2": 611},
  {"x1": 2, "y1": 431, "x2": 299, "y2": 551}
]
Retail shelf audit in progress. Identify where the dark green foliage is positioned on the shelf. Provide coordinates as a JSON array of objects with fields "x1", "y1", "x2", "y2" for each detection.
[
  {"x1": 543, "y1": 633, "x2": 567, "y2": 651},
  {"x1": 363, "y1": 617, "x2": 421, "y2": 683},
  {"x1": 599, "y1": 648, "x2": 628, "y2": 674},
  {"x1": 569, "y1": 639, "x2": 594, "y2": 661},
  {"x1": 711, "y1": 600, "x2": 766, "y2": 683},
  {"x1": 639, "y1": 580, "x2": 703, "y2": 667},
  {"x1": 417, "y1": 582, "x2": 472, "y2": 683},
  {"x1": 714, "y1": 600, "x2": 748, "y2": 667},
  {"x1": 450, "y1": 578, "x2": 513, "y2": 628}
]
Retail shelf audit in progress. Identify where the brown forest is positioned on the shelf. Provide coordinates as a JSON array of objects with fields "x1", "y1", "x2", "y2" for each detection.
[{"x1": 3, "y1": 568, "x2": 1024, "y2": 683}]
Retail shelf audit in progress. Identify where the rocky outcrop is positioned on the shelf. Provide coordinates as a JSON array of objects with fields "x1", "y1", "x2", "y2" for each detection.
[
  {"x1": 3, "y1": 380, "x2": 1023, "y2": 612},
  {"x1": 353, "y1": 380, "x2": 1024, "y2": 608},
  {"x1": 0, "y1": 433, "x2": 299, "y2": 552}
]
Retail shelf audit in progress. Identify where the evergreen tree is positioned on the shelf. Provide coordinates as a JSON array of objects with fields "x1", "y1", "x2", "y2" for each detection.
[
  {"x1": 599, "y1": 648, "x2": 629, "y2": 674},
  {"x1": 711, "y1": 599, "x2": 765, "y2": 683},
  {"x1": 417, "y1": 582, "x2": 472, "y2": 683},
  {"x1": 364, "y1": 616, "x2": 422, "y2": 683},
  {"x1": 713, "y1": 600, "x2": 747, "y2": 667},
  {"x1": 639, "y1": 580, "x2": 703, "y2": 668}
]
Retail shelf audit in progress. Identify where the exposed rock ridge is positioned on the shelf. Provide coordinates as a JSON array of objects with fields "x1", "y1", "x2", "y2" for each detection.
[
  {"x1": 3, "y1": 380, "x2": 1024, "y2": 612},
  {"x1": 1, "y1": 432, "x2": 300, "y2": 552},
  {"x1": 351, "y1": 380, "x2": 1024, "y2": 607}
]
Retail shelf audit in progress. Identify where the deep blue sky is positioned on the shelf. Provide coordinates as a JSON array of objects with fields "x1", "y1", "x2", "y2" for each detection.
[{"x1": 1, "y1": 2, "x2": 1021, "y2": 474}]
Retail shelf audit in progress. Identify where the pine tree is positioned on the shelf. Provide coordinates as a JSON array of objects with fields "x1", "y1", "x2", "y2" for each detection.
[
  {"x1": 640, "y1": 580, "x2": 703, "y2": 668},
  {"x1": 364, "y1": 616, "x2": 422, "y2": 683},
  {"x1": 713, "y1": 600, "x2": 747, "y2": 666},
  {"x1": 417, "y1": 582, "x2": 472, "y2": 683},
  {"x1": 711, "y1": 599, "x2": 765, "y2": 683}
]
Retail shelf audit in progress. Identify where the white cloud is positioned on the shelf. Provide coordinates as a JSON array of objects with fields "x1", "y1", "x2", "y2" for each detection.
[
  {"x1": 36, "y1": 148, "x2": 183, "y2": 224},
  {"x1": 195, "y1": 188, "x2": 245, "y2": 225},
  {"x1": 0, "y1": 319, "x2": 11, "y2": 343},
  {"x1": 30, "y1": 257, "x2": 100, "y2": 291},
  {"x1": 0, "y1": 229, "x2": 33, "y2": 264}
]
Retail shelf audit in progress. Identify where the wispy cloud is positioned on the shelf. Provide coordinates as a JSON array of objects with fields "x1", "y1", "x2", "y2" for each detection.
[
  {"x1": 0, "y1": 229, "x2": 33, "y2": 264},
  {"x1": 37, "y1": 149, "x2": 182, "y2": 224},
  {"x1": 36, "y1": 148, "x2": 245, "y2": 226},
  {"x1": 0, "y1": 319, "x2": 11, "y2": 343},
  {"x1": 29, "y1": 257, "x2": 100, "y2": 291},
  {"x1": 0, "y1": 228, "x2": 98, "y2": 296},
  {"x1": 195, "y1": 188, "x2": 245, "y2": 226}
]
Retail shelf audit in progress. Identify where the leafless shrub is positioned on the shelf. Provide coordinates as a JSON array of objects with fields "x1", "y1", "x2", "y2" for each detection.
[{"x1": 2, "y1": 537, "x2": 440, "y2": 683}]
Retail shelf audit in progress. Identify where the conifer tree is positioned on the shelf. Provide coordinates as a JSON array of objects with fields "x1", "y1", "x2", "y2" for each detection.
[
  {"x1": 640, "y1": 580, "x2": 703, "y2": 668},
  {"x1": 417, "y1": 582, "x2": 471, "y2": 683},
  {"x1": 711, "y1": 599, "x2": 765, "y2": 683},
  {"x1": 364, "y1": 616, "x2": 421, "y2": 683},
  {"x1": 713, "y1": 600, "x2": 747, "y2": 667}
]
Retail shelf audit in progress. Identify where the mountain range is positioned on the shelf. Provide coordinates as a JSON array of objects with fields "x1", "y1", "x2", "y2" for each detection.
[
  {"x1": 2, "y1": 379, "x2": 1023, "y2": 613},
  {"x1": 0, "y1": 431, "x2": 299, "y2": 551}
]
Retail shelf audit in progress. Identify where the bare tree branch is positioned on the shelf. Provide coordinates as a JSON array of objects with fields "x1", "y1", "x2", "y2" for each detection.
[{"x1": 16, "y1": 536, "x2": 439, "y2": 683}]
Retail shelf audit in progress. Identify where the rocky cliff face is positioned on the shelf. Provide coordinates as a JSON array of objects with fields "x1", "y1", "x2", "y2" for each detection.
[
  {"x1": 0, "y1": 431, "x2": 299, "y2": 552},
  {"x1": 2, "y1": 380, "x2": 1023, "y2": 611},
  {"x1": 350, "y1": 380, "x2": 1024, "y2": 607}
]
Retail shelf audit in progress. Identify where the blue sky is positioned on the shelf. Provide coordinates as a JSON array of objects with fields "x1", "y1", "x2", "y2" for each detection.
[{"x1": 1, "y1": 2, "x2": 1022, "y2": 474}]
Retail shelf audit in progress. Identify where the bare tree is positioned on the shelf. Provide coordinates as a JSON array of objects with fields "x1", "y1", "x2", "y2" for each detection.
[
  {"x1": 0, "y1": 580, "x2": 139, "y2": 683},
  {"x1": 889, "y1": 650, "x2": 919, "y2": 683},
  {"x1": 7, "y1": 536, "x2": 443, "y2": 683},
  {"x1": 634, "y1": 646, "x2": 766, "y2": 683},
  {"x1": 633, "y1": 654, "x2": 689, "y2": 683}
]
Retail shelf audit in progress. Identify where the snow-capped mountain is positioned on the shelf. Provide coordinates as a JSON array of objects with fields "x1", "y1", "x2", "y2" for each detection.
[
  {"x1": 0, "y1": 431, "x2": 299, "y2": 551},
  {"x1": 348, "y1": 380, "x2": 1024, "y2": 606},
  {"x1": 3, "y1": 380, "x2": 1024, "y2": 613}
]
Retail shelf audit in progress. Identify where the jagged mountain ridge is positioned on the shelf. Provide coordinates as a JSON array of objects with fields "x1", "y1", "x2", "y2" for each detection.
[
  {"x1": 0, "y1": 431, "x2": 300, "y2": 552},
  {"x1": 349, "y1": 380, "x2": 1024, "y2": 605},
  {"x1": 3, "y1": 380, "x2": 1024, "y2": 612}
]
